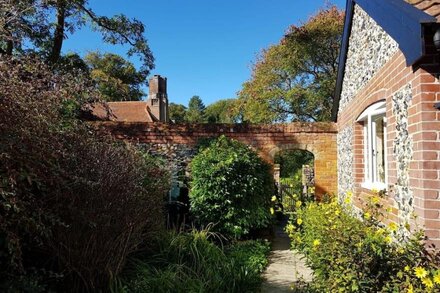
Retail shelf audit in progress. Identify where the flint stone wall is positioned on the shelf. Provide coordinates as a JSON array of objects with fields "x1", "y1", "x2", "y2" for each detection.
[
  {"x1": 337, "y1": 126, "x2": 354, "y2": 203},
  {"x1": 339, "y1": 5, "x2": 398, "y2": 111},
  {"x1": 392, "y1": 84, "x2": 414, "y2": 225}
]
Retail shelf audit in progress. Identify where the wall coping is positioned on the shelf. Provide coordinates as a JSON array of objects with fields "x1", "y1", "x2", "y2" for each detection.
[{"x1": 92, "y1": 121, "x2": 338, "y2": 134}]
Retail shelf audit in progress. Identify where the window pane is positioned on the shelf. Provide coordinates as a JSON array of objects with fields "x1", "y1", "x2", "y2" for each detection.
[{"x1": 374, "y1": 116, "x2": 385, "y2": 183}]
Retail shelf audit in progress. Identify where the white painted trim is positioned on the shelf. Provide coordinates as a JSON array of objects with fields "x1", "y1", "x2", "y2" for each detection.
[
  {"x1": 361, "y1": 181, "x2": 387, "y2": 191},
  {"x1": 356, "y1": 100, "x2": 386, "y2": 122},
  {"x1": 358, "y1": 100, "x2": 387, "y2": 190},
  {"x1": 383, "y1": 117, "x2": 388, "y2": 188}
]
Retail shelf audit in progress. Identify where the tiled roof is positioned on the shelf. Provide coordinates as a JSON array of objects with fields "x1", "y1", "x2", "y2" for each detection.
[
  {"x1": 407, "y1": 0, "x2": 440, "y2": 19},
  {"x1": 89, "y1": 101, "x2": 156, "y2": 122}
]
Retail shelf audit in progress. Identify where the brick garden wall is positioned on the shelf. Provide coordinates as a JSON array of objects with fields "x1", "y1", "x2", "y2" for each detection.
[{"x1": 95, "y1": 122, "x2": 338, "y2": 198}]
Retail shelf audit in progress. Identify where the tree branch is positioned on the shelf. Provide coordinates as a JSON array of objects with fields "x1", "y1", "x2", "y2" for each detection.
[{"x1": 76, "y1": 4, "x2": 136, "y2": 47}]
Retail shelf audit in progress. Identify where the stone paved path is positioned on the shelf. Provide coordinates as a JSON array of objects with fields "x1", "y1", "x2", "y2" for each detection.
[{"x1": 261, "y1": 220, "x2": 313, "y2": 292}]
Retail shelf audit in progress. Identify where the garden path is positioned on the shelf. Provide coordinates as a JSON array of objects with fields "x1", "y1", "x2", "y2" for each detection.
[{"x1": 261, "y1": 219, "x2": 313, "y2": 292}]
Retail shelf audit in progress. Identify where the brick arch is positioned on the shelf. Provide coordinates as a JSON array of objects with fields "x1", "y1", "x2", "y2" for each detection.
[
  {"x1": 268, "y1": 143, "x2": 337, "y2": 198},
  {"x1": 95, "y1": 121, "x2": 338, "y2": 197},
  {"x1": 268, "y1": 143, "x2": 317, "y2": 159}
]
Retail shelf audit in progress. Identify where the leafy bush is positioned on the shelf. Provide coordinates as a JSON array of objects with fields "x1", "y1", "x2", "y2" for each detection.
[
  {"x1": 116, "y1": 230, "x2": 270, "y2": 293},
  {"x1": 287, "y1": 194, "x2": 440, "y2": 292},
  {"x1": 0, "y1": 56, "x2": 169, "y2": 291},
  {"x1": 226, "y1": 239, "x2": 271, "y2": 275},
  {"x1": 190, "y1": 135, "x2": 274, "y2": 239}
]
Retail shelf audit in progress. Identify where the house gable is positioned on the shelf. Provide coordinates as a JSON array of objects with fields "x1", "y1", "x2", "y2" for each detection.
[
  {"x1": 333, "y1": 0, "x2": 437, "y2": 120},
  {"x1": 338, "y1": 4, "x2": 398, "y2": 112}
]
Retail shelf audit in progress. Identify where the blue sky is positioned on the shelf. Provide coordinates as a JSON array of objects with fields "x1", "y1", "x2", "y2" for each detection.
[{"x1": 63, "y1": 0, "x2": 346, "y2": 106}]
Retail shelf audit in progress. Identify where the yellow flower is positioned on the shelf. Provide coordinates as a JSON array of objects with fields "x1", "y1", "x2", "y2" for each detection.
[
  {"x1": 270, "y1": 207, "x2": 274, "y2": 215},
  {"x1": 372, "y1": 196, "x2": 380, "y2": 204},
  {"x1": 376, "y1": 228, "x2": 385, "y2": 235},
  {"x1": 388, "y1": 222, "x2": 398, "y2": 232},
  {"x1": 295, "y1": 201, "x2": 302, "y2": 208},
  {"x1": 407, "y1": 284, "x2": 413, "y2": 293},
  {"x1": 414, "y1": 267, "x2": 428, "y2": 279},
  {"x1": 433, "y1": 271, "x2": 440, "y2": 284},
  {"x1": 335, "y1": 210, "x2": 341, "y2": 216},
  {"x1": 404, "y1": 265, "x2": 410, "y2": 272},
  {"x1": 371, "y1": 188, "x2": 379, "y2": 194},
  {"x1": 271, "y1": 196, "x2": 277, "y2": 202},
  {"x1": 385, "y1": 236, "x2": 393, "y2": 244},
  {"x1": 422, "y1": 277, "x2": 434, "y2": 289},
  {"x1": 286, "y1": 223, "x2": 296, "y2": 234},
  {"x1": 364, "y1": 212, "x2": 371, "y2": 220},
  {"x1": 346, "y1": 190, "x2": 353, "y2": 198},
  {"x1": 313, "y1": 239, "x2": 321, "y2": 247},
  {"x1": 344, "y1": 197, "x2": 351, "y2": 204},
  {"x1": 397, "y1": 247, "x2": 405, "y2": 254},
  {"x1": 297, "y1": 218, "x2": 303, "y2": 225}
]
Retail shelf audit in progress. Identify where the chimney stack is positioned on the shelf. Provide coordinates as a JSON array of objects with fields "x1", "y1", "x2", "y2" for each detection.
[{"x1": 147, "y1": 75, "x2": 169, "y2": 122}]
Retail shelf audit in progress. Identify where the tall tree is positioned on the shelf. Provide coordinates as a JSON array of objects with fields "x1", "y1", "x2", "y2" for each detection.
[
  {"x1": 205, "y1": 99, "x2": 240, "y2": 123},
  {"x1": 185, "y1": 95, "x2": 205, "y2": 123},
  {"x1": 85, "y1": 52, "x2": 145, "y2": 101},
  {"x1": 169, "y1": 103, "x2": 187, "y2": 123},
  {"x1": 0, "y1": 0, "x2": 154, "y2": 76},
  {"x1": 237, "y1": 6, "x2": 344, "y2": 123},
  {"x1": 0, "y1": 0, "x2": 49, "y2": 55}
]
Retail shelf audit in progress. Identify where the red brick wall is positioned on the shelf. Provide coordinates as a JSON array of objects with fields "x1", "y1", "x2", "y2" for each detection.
[
  {"x1": 95, "y1": 122, "x2": 338, "y2": 198},
  {"x1": 337, "y1": 35, "x2": 440, "y2": 245}
]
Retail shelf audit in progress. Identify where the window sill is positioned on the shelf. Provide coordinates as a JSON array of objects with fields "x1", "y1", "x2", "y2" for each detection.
[{"x1": 361, "y1": 181, "x2": 387, "y2": 191}]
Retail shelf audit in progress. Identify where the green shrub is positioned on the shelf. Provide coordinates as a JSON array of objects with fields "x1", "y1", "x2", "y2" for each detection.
[
  {"x1": 117, "y1": 230, "x2": 269, "y2": 293},
  {"x1": 226, "y1": 239, "x2": 271, "y2": 275},
  {"x1": 0, "y1": 56, "x2": 169, "y2": 291},
  {"x1": 287, "y1": 195, "x2": 440, "y2": 292},
  {"x1": 190, "y1": 135, "x2": 274, "y2": 239}
]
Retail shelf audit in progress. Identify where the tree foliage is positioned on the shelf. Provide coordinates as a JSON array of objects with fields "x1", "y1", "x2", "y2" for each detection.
[
  {"x1": 171, "y1": 98, "x2": 241, "y2": 124},
  {"x1": 169, "y1": 102, "x2": 187, "y2": 123},
  {"x1": 190, "y1": 136, "x2": 274, "y2": 239},
  {"x1": 237, "y1": 6, "x2": 344, "y2": 123},
  {"x1": 274, "y1": 149, "x2": 314, "y2": 179},
  {"x1": 85, "y1": 51, "x2": 146, "y2": 101},
  {"x1": 185, "y1": 95, "x2": 206, "y2": 123},
  {"x1": 0, "y1": 0, "x2": 154, "y2": 75},
  {"x1": 205, "y1": 99, "x2": 240, "y2": 123},
  {"x1": 0, "y1": 56, "x2": 168, "y2": 291}
]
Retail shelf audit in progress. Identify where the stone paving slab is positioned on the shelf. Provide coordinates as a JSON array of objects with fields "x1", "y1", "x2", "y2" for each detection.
[{"x1": 261, "y1": 222, "x2": 313, "y2": 292}]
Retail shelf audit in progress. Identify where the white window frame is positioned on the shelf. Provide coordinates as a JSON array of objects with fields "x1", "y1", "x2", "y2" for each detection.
[{"x1": 356, "y1": 101, "x2": 388, "y2": 191}]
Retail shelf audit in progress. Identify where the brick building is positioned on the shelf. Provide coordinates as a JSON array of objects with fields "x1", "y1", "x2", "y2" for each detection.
[
  {"x1": 334, "y1": 0, "x2": 440, "y2": 244},
  {"x1": 90, "y1": 75, "x2": 169, "y2": 122}
]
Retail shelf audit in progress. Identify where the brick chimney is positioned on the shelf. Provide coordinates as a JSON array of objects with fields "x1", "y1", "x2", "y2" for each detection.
[{"x1": 147, "y1": 75, "x2": 168, "y2": 122}]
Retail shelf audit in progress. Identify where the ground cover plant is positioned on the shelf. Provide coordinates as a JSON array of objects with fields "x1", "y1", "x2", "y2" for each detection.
[
  {"x1": 114, "y1": 230, "x2": 271, "y2": 293},
  {"x1": 0, "y1": 56, "x2": 169, "y2": 292},
  {"x1": 190, "y1": 135, "x2": 274, "y2": 239},
  {"x1": 287, "y1": 193, "x2": 440, "y2": 292}
]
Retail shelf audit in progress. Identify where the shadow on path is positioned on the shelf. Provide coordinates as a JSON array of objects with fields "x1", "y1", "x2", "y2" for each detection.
[{"x1": 261, "y1": 219, "x2": 313, "y2": 292}]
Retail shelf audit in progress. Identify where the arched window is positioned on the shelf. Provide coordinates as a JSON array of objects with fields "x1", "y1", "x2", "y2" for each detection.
[{"x1": 357, "y1": 101, "x2": 387, "y2": 190}]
